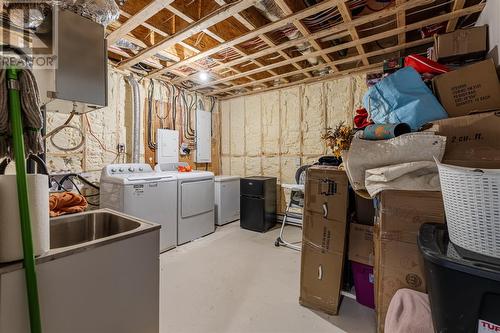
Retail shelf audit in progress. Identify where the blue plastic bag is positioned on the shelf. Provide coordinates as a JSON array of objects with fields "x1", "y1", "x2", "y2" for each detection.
[{"x1": 363, "y1": 67, "x2": 448, "y2": 130}]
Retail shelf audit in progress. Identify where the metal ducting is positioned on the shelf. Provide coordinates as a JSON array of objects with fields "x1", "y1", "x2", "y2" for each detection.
[
  {"x1": 125, "y1": 74, "x2": 141, "y2": 163},
  {"x1": 254, "y1": 0, "x2": 321, "y2": 66}
]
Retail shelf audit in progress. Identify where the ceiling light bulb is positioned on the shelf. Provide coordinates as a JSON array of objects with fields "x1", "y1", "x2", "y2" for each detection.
[{"x1": 199, "y1": 71, "x2": 209, "y2": 82}]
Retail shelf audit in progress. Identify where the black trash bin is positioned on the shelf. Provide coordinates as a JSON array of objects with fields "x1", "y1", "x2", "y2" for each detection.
[{"x1": 418, "y1": 223, "x2": 500, "y2": 333}]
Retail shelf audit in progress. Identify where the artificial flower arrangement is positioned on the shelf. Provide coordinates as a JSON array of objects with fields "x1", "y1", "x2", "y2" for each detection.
[{"x1": 321, "y1": 122, "x2": 354, "y2": 158}]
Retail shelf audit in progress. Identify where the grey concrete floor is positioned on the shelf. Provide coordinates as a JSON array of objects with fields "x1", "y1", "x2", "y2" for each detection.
[{"x1": 160, "y1": 222, "x2": 376, "y2": 333}]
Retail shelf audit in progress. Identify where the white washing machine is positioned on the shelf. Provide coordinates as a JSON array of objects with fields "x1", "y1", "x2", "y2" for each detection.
[
  {"x1": 156, "y1": 163, "x2": 215, "y2": 245},
  {"x1": 100, "y1": 163, "x2": 178, "y2": 252},
  {"x1": 215, "y1": 176, "x2": 240, "y2": 226}
]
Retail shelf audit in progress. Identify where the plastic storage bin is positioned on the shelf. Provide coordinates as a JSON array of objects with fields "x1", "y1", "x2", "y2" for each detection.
[
  {"x1": 351, "y1": 261, "x2": 375, "y2": 309},
  {"x1": 418, "y1": 223, "x2": 500, "y2": 333},
  {"x1": 436, "y1": 160, "x2": 500, "y2": 263}
]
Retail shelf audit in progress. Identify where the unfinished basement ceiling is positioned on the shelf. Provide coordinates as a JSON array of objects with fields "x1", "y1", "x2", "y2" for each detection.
[{"x1": 106, "y1": 0, "x2": 486, "y2": 99}]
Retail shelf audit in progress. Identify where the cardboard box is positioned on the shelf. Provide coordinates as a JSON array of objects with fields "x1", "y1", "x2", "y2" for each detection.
[
  {"x1": 374, "y1": 190, "x2": 445, "y2": 333},
  {"x1": 300, "y1": 166, "x2": 349, "y2": 315},
  {"x1": 348, "y1": 223, "x2": 374, "y2": 266},
  {"x1": 430, "y1": 110, "x2": 500, "y2": 168},
  {"x1": 434, "y1": 25, "x2": 488, "y2": 63},
  {"x1": 433, "y1": 59, "x2": 500, "y2": 118},
  {"x1": 304, "y1": 167, "x2": 349, "y2": 222},
  {"x1": 300, "y1": 243, "x2": 345, "y2": 315}
]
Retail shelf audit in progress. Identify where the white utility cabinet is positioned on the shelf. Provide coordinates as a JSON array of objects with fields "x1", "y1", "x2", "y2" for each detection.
[{"x1": 215, "y1": 176, "x2": 240, "y2": 226}]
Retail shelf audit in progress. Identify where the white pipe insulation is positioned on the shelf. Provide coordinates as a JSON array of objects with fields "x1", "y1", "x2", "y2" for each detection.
[{"x1": 125, "y1": 74, "x2": 141, "y2": 163}]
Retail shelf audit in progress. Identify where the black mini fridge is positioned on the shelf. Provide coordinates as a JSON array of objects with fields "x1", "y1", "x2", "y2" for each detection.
[{"x1": 240, "y1": 176, "x2": 277, "y2": 232}]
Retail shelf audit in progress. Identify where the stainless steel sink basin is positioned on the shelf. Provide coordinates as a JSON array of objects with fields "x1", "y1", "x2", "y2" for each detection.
[{"x1": 50, "y1": 210, "x2": 141, "y2": 249}]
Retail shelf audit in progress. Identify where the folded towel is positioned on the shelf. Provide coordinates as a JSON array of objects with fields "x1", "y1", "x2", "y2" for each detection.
[{"x1": 49, "y1": 192, "x2": 88, "y2": 217}]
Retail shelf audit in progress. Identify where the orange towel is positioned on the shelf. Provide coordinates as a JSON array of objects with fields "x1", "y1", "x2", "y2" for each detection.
[{"x1": 49, "y1": 192, "x2": 88, "y2": 217}]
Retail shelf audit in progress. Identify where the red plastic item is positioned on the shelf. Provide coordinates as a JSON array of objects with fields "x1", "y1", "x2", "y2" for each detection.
[
  {"x1": 354, "y1": 108, "x2": 373, "y2": 129},
  {"x1": 419, "y1": 22, "x2": 446, "y2": 38},
  {"x1": 404, "y1": 54, "x2": 450, "y2": 75},
  {"x1": 352, "y1": 261, "x2": 375, "y2": 309}
]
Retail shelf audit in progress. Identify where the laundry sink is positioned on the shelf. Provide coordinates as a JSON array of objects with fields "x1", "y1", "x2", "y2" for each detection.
[{"x1": 50, "y1": 210, "x2": 142, "y2": 249}]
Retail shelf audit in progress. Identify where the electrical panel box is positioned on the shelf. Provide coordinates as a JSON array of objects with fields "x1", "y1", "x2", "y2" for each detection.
[
  {"x1": 156, "y1": 129, "x2": 179, "y2": 165},
  {"x1": 195, "y1": 109, "x2": 212, "y2": 163}
]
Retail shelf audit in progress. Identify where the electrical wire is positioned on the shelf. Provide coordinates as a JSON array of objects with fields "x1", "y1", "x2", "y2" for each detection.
[
  {"x1": 83, "y1": 114, "x2": 119, "y2": 156},
  {"x1": 62, "y1": 176, "x2": 99, "y2": 206},
  {"x1": 357, "y1": 0, "x2": 456, "y2": 33}
]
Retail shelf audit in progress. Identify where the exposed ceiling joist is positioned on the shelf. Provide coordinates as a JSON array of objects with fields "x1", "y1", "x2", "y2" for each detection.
[
  {"x1": 396, "y1": 0, "x2": 406, "y2": 50},
  {"x1": 337, "y1": 2, "x2": 369, "y2": 66},
  {"x1": 204, "y1": 36, "x2": 433, "y2": 90},
  {"x1": 105, "y1": 0, "x2": 486, "y2": 98},
  {"x1": 446, "y1": 0, "x2": 466, "y2": 32},
  {"x1": 119, "y1": 0, "x2": 259, "y2": 69},
  {"x1": 166, "y1": 2, "x2": 284, "y2": 83},
  {"x1": 216, "y1": 0, "x2": 308, "y2": 79},
  {"x1": 219, "y1": 62, "x2": 384, "y2": 100},
  {"x1": 116, "y1": 8, "x2": 248, "y2": 89},
  {"x1": 198, "y1": 0, "x2": 467, "y2": 89},
  {"x1": 272, "y1": 0, "x2": 335, "y2": 71},
  {"x1": 209, "y1": 3, "x2": 485, "y2": 95},
  {"x1": 155, "y1": 0, "x2": 433, "y2": 81},
  {"x1": 119, "y1": 9, "x2": 199, "y2": 59},
  {"x1": 107, "y1": 0, "x2": 175, "y2": 45},
  {"x1": 148, "y1": 0, "x2": 346, "y2": 78}
]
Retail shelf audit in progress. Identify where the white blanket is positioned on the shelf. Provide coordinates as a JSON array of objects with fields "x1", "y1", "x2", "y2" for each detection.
[
  {"x1": 343, "y1": 132, "x2": 446, "y2": 193},
  {"x1": 365, "y1": 161, "x2": 440, "y2": 197}
]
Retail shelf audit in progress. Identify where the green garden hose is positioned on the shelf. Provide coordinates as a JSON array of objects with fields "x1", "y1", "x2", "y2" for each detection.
[{"x1": 7, "y1": 67, "x2": 42, "y2": 333}]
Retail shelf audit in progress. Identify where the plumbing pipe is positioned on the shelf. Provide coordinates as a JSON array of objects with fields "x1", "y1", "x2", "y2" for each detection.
[{"x1": 125, "y1": 74, "x2": 141, "y2": 163}]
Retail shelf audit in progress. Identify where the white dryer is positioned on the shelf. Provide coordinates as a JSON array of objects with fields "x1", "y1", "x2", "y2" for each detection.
[
  {"x1": 156, "y1": 163, "x2": 215, "y2": 245},
  {"x1": 100, "y1": 163, "x2": 178, "y2": 252}
]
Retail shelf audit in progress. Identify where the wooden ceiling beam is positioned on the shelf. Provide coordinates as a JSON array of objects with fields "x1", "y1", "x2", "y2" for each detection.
[
  {"x1": 446, "y1": 0, "x2": 466, "y2": 32},
  {"x1": 117, "y1": 8, "x2": 247, "y2": 88},
  {"x1": 273, "y1": 0, "x2": 338, "y2": 70},
  {"x1": 207, "y1": 3, "x2": 485, "y2": 95},
  {"x1": 218, "y1": 62, "x2": 383, "y2": 100},
  {"x1": 120, "y1": 10, "x2": 199, "y2": 59},
  {"x1": 107, "y1": 0, "x2": 175, "y2": 45},
  {"x1": 210, "y1": 36, "x2": 433, "y2": 94},
  {"x1": 148, "y1": 0, "x2": 347, "y2": 78},
  {"x1": 119, "y1": 0, "x2": 259, "y2": 69},
  {"x1": 214, "y1": 0, "x2": 308, "y2": 79},
  {"x1": 203, "y1": 0, "x2": 485, "y2": 91},
  {"x1": 167, "y1": 2, "x2": 282, "y2": 83},
  {"x1": 148, "y1": 0, "x2": 433, "y2": 79},
  {"x1": 259, "y1": 34, "x2": 312, "y2": 78},
  {"x1": 337, "y1": 2, "x2": 369, "y2": 66},
  {"x1": 396, "y1": 0, "x2": 406, "y2": 53}
]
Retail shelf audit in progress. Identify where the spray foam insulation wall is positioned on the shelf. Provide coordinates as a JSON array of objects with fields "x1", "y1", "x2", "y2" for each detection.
[
  {"x1": 220, "y1": 73, "x2": 368, "y2": 213},
  {"x1": 45, "y1": 69, "x2": 130, "y2": 181},
  {"x1": 44, "y1": 68, "x2": 220, "y2": 181}
]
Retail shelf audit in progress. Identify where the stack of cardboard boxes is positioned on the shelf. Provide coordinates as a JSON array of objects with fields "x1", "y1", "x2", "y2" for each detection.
[
  {"x1": 373, "y1": 191, "x2": 445, "y2": 332},
  {"x1": 299, "y1": 24, "x2": 500, "y2": 333}
]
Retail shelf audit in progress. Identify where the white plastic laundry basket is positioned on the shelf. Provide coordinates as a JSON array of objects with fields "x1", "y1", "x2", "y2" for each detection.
[{"x1": 436, "y1": 160, "x2": 500, "y2": 260}]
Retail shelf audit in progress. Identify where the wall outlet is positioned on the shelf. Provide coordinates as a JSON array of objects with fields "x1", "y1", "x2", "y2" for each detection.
[{"x1": 117, "y1": 143, "x2": 126, "y2": 153}]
